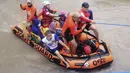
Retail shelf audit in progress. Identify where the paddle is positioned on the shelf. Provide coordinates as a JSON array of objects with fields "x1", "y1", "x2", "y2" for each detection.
[{"x1": 96, "y1": 22, "x2": 130, "y2": 27}]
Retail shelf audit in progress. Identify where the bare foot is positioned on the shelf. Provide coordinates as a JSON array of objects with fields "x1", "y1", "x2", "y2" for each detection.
[{"x1": 65, "y1": 62, "x2": 70, "y2": 68}]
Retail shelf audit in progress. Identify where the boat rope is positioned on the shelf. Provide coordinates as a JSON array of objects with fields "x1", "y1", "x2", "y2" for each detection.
[{"x1": 80, "y1": 55, "x2": 91, "y2": 69}]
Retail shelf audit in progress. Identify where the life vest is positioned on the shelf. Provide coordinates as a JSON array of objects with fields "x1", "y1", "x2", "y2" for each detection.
[
  {"x1": 41, "y1": 7, "x2": 53, "y2": 25},
  {"x1": 21, "y1": 4, "x2": 37, "y2": 22},
  {"x1": 62, "y1": 13, "x2": 82, "y2": 36},
  {"x1": 78, "y1": 9, "x2": 91, "y2": 29}
]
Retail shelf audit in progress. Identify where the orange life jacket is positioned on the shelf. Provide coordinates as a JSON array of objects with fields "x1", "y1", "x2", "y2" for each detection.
[
  {"x1": 62, "y1": 13, "x2": 82, "y2": 36},
  {"x1": 20, "y1": 4, "x2": 37, "y2": 22}
]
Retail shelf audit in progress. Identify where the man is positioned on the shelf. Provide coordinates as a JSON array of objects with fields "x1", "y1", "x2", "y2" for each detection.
[
  {"x1": 62, "y1": 12, "x2": 86, "y2": 54},
  {"x1": 20, "y1": 0, "x2": 37, "y2": 24},
  {"x1": 38, "y1": 1, "x2": 57, "y2": 28},
  {"x1": 20, "y1": 0, "x2": 44, "y2": 39},
  {"x1": 40, "y1": 30, "x2": 70, "y2": 68},
  {"x1": 20, "y1": 0, "x2": 38, "y2": 39},
  {"x1": 20, "y1": 0, "x2": 37, "y2": 34},
  {"x1": 79, "y1": 2, "x2": 100, "y2": 42}
]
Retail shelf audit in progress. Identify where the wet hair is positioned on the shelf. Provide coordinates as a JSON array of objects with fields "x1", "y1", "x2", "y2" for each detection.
[
  {"x1": 71, "y1": 12, "x2": 81, "y2": 22},
  {"x1": 27, "y1": 2, "x2": 33, "y2": 8},
  {"x1": 45, "y1": 30, "x2": 52, "y2": 36},
  {"x1": 82, "y1": 2, "x2": 89, "y2": 8},
  {"x1": 71, "y1": 12, "x2": 81, "y2": 18}
]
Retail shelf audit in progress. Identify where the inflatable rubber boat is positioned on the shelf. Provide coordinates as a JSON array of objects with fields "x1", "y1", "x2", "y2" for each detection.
[{"x1": 11, "y1": 22, "x2": 113, "y2": 70}]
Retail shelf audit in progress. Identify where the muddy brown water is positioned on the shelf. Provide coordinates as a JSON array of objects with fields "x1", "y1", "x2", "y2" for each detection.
[{"x1": 0, "y1": 0, "x2": 130, "y2": 73}]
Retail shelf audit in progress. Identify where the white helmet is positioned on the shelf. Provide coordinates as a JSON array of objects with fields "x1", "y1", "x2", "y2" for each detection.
[
  {"x1": 42, "y1": 1, "x2": 51, "y2": 6},
  {"x1": 27, "y1": 0, "x2": 32, "y2": 3}
]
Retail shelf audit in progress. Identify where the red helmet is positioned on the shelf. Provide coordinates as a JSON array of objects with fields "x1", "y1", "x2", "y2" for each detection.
[{"x1": 84, "y1": 45, "x2": 91, "y2": 55}]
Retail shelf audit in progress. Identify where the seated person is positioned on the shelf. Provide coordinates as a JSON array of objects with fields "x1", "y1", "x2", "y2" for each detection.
[
  {"x1": 49, "y1": 20, "x2": 61, "y2": 33},
  {"x1": 49, "y1": 11, "x2": 67, "y2": 37},
  {"x1": 31, "y1": 18, "x2": 44, "y2": 39},
  {"x1": 40, "y1": 30, "x2": 70, "y2": 68},
  {"x1": 37, "y1": 1, "x2": 57, "y2": 28},
  {"x1": 58, "y1": 11, "x2": 67, "y2": 28}
]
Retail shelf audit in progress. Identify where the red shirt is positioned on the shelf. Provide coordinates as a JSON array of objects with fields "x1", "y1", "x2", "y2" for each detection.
[
  {"x1": 78, "y1": 9, "x2": 92, "y2": 28},
  {"x1": 38, "y1": 7, "x2": 53, "y2": 27}
]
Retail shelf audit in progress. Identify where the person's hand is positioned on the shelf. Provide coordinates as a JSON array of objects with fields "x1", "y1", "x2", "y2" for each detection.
[
  {"x1": 53, "y1": 13, "x2": 59, "y2": 17},
  {"x1": 91, "y1": 20, "x2": 96, "y2": 24},
  {"x1": 83, "y1": 29, "x2": 88, "y2": 33},
  {"x1": 53, "y1": 10, "x2": 57, "y2": 14},
  {"x1": 20, "y1": 4, "x2": 22, "y2": 6},
  {"x1": 65, "y1": 46, "x2": 70, "y2": 51}
]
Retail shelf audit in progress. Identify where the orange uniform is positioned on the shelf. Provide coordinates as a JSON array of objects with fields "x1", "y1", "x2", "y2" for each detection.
[
  {"x1": 62, "y1": 14, "x2": 82, "y2": 37},
  {"x1": 20, "y1": 4, "x2": 37, "y2": 22}
]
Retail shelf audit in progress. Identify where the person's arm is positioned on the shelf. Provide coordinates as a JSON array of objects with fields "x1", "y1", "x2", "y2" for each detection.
[
  {"x1": 37, "y1": 11, "x2": 42, "y2": 18},
  {"x1": 39, "y1": 39, "x2": 46, "y2": 47},
  {"x1": 69, "y1": 24, "x2": 82, "y2": 35},
  {"x1": 45, "y1": 10, "x2": 58, "y2": 17},
  {"x1": 55, "y1": 34, "x2": 69, "y2": 51},
  {"x1": 80, "y1": 16, "x2": 92, "y2": 23},
  {"x1": 54, "y1": 34, "x2": 59, "y2": 42},
  {"x1": 80, "y1": 15, "x2": 96, "y2": 24},
  {"x1": 88, "y1": 10, "x2": 93, "y2": 20},
  {"x1": 27, "y1": 7, "x2": 36, "y2": 22},
  {"x1": 59, "y1": 40, "x2": 70, "y2": 51},
  {"x1": 20, "y1": 4, "x2": 26, "y2": 10},
  {"x1": 48, "y1": 13, "x2": 58, "y2": 17},
  {"x1": 80, "y1": 12, "x2": 92, "y2": 23},
  {"x1": 56, "y1": 21, "x2": 61, "y2": 29}
]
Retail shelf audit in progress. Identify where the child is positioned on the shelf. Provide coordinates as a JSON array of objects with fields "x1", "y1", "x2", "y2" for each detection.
[
  {"x1": 58, "y1": 11, "x2": 67, "y2": 28},
  {"x1": 40, "y1": 30, "x2": 70, "y2": 68},
  {"x1": 31, "y1": 18, "x2": 44, "y2": 39}
]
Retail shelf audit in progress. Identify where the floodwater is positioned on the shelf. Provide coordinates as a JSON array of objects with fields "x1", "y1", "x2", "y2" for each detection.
[{"x1": 0, "y1": 0, "x2": 130, "y2": 73}]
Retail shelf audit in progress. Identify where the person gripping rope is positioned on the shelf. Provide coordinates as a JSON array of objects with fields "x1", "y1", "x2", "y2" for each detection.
[
  {"x1": 78, "y1": 2, "x2": 100, "y2": 42},
  {"x1": 62, "y1": 12, "x2": 86, "y2": 54}
]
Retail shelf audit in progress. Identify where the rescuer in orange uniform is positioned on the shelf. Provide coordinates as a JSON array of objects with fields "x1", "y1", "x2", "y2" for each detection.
[{"x1": 62, "y1": 12, "x2": 86, "y2": 54}]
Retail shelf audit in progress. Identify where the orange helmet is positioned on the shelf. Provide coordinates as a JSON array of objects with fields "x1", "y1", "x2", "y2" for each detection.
[{"x1": 79, "y1": 32, "x2": 88, "y2": 42}]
